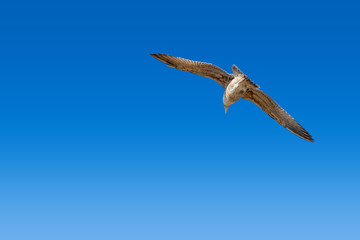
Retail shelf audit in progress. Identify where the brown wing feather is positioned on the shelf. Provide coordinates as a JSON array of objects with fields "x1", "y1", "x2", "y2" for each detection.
[
  {"x1": 243, "y1": 88, "x2": 314, "y2": 142},
  {"x1": 150, "y1": 53, "x2": 233, "y2": 88}
]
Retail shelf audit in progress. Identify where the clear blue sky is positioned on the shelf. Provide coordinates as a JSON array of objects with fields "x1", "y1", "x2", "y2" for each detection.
[{"x1": 0, "y1": 1, "x2": 359, "y2": 240}]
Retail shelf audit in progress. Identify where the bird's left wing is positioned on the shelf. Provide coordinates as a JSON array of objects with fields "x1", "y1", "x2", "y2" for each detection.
[
  {"x1": 150, "y1": 53, "x2": 233, "y2": 88},
  {"x1": 243, "y1": 88, "x2": 314, "y2": 142}
]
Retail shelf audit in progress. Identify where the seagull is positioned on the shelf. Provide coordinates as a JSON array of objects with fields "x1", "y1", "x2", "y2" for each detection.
[{"x1": 150, "y1": 53, "x2": 314, "y2": 142}]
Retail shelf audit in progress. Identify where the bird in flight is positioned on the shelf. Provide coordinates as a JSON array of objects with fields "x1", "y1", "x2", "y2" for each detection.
[{"x1": 150, "y1": 53, "x2": 314, "y2": 142}]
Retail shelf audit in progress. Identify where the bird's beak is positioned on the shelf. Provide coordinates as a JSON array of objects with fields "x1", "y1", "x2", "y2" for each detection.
[{"x1": 224, "y1": 106, "x2": 229, "y2": 114}]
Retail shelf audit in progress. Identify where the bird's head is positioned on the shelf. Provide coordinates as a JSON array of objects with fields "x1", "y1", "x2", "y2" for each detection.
[{"x1": 223, "y1": 93, "x2": 231, "y2": 114}]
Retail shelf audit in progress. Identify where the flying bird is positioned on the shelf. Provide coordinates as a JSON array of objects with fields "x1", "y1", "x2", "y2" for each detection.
[{"x1": 150, "y1": 53, "x2": 314, "y2": 142}]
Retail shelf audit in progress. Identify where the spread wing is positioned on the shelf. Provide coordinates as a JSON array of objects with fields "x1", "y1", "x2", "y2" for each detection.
[
  {"x1": 150, "y1": 53, "x2": 233, "y2": 88},
  {"x1": 243, "y1": 88, "x2": 314, "y2": 142}
]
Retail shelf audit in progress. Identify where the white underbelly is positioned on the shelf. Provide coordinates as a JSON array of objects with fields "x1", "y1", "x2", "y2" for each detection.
[{"x1": 225, "y1": 80, "x2": 248, "y2": 101}]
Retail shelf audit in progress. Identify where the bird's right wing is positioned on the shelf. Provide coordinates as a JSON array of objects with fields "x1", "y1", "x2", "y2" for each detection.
[
  {"x1": 243, "y1": 88, "x2": 314, "y2": 142},
  {"x1": 150, "y1": 53, "x2": 233, "y2": 88}
]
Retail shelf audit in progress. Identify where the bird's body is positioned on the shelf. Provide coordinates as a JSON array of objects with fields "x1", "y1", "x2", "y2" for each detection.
[
  {"x1": 224, "y1": 74, "x2": 247, "y2": 106},
  {"x1": 150, "y1": 53, "x2": 314, "y2": 142},
  {"x1": 223, "y1": 65, "x2": 258, "y2": 112}
]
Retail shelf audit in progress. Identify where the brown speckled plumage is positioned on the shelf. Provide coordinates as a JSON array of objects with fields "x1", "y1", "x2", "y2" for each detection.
[
  {"x1": 150, "y1": 53, "x2": 233, "y2": 88},
  {"x1": 150, "y1": 53, "x2": 314, "y2": 142}
]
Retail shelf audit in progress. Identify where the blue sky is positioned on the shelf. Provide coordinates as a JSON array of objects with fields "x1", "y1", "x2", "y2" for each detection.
[{"x1": 0, "y1": 1, "x2": 359, "y2": 240}]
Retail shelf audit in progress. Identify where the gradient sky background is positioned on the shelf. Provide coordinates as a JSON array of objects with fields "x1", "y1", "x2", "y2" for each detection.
[{"x1": 0, "y1": 1, "x2": 359, "y2": 240}]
